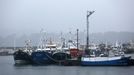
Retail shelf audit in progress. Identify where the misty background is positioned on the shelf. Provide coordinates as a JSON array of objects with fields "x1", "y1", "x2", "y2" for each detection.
[{"x1": 0, "y1": 0, "x2": 134, "y2": 47}]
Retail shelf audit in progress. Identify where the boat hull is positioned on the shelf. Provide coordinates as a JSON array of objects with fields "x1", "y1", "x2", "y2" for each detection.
[
  {"x1": 52, "y1": 52, "x2": 71, "y2": 64},
  {"x1": 31, "y1": 51, "x2": 53, "y2": 65},
  {"x1": 81, "y1": 56, "x2": 131, "y2": 66},
  {"x1": 13, "y1": 50, "x2": 32, "y2": 64},
  {"x1": 52, "y1": 52, "x2": 71, "y2": 61}
]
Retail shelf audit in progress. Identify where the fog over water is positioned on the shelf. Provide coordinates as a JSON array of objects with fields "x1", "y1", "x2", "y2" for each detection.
[
  {"x1": 0, "y1": 0, "x2": 134, "y2": 37},
  {"x1": 0, "y1": 0, "x2": 134, "y2": 47}
]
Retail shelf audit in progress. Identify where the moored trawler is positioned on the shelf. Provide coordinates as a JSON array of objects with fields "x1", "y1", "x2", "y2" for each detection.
[
  {"x1": 31, "y1": 41, "x2": 57, "y2": 65},
  {"x1": 13, "y1": 49, "x2": 32, "y2": 64},
  {"x1": 81, "y1": 55, "x2": 131, "y2": 66},
  {"x1": 51, "y1": 40, "x2": 71, "y2": 64},
  {"x1": 13, "y1": 40, "x2": 33, "y2": 64},
  {"x1": 81, "y1": 43, "x2": 131, "y2": 66},
  {"x1": 31, "y1": 50, "x2": 53, "y2": 65},
  {"x1": 52, "y1": 52, "x2": 71, "y2": 62},
  {"x1": 81, "y1": 11, "x2": 131, "y2": 66}
]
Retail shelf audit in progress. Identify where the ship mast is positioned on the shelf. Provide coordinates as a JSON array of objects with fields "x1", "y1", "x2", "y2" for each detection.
[
  {"x1": 76, "y1": 29, "x2": 79, "y2": 50},
  {"x1": 86, "y1": 11, "x2": 95, "y2": 49}
]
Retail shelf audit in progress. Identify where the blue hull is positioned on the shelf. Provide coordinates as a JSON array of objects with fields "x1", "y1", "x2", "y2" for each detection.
[
  {"x1": 81, "y1": 57, "x2": 130, "y2": 66},
  {"x1": 31, "y1": 51, "x2": 53, "y2": 65}
]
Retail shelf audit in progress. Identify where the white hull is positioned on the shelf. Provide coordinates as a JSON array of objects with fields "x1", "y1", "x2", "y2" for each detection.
[
  {"x1": 81, "y1": 56, "x2": 122, "y2": 62},
  {"x1": 81, "y1": 55, "x2": 131, "y2": 66}
]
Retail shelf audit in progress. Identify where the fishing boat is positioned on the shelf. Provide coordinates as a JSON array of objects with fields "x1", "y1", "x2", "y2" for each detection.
[
  {"x1": 81, "y1": 11, "x2": 131, "y2": 66},
  {"x1": 81, "y1": 43, "x2": 131, "y2": 66},
  {"x1": 13, "y1": 49, "x2": 32, "y2": 64},
  {"x1": 52, "y1": 51, "x2": 71, "y2": 62},
  {"x1": 13, "y1": 40, "x2": 33, "y2": 64},
  {"x1": 55, "y1": 39, "x2": 81, "y2": 65},
  {"x1": 31, "y1": 39, "x2": 56, "y2": 65},
  {"x1": 31, "y1": 50, "x2": 53, "y2": 65},
  {"x1": 81, "y1": 55, "x2": 131, "y2": 66},
  {"x1": 52, "y1": 39, "x2": 71, "y2": 64},
  {"x1": 61, "y1": 30, "x2": 81, "y2": 66}
]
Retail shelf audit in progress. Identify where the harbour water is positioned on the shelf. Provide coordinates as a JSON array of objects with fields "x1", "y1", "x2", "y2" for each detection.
[{"x1": 1, "y1": 55, "x2": 134, "y2": 75}]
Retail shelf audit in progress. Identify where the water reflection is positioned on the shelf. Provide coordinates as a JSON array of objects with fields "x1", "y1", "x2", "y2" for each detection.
[{"x1": 0, "y1": 56, "x2": 134, "y2": 75}]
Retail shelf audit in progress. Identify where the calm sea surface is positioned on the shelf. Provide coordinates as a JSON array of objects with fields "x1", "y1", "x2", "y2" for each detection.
[{"x1": 1, "y1": 55, "x2": 134, "y2": 75}]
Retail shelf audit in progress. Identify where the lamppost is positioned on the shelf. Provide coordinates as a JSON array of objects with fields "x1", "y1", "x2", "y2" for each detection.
[{"x1": 86, "y1": 11, "x2": 95, "y2": 50}]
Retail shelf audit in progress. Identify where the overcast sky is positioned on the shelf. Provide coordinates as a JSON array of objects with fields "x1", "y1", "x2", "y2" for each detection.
[{"x1": 0, "y1": 0, "x2": 134, "y2": 36}]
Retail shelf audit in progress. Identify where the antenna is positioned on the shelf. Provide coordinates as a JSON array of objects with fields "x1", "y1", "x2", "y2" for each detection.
[
  {"x1": 13, "y1": 38, "x2": 16, "y2": 51},
  {"x1": 38, "y1": 28, "x2": 46, "y2": 49}
]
